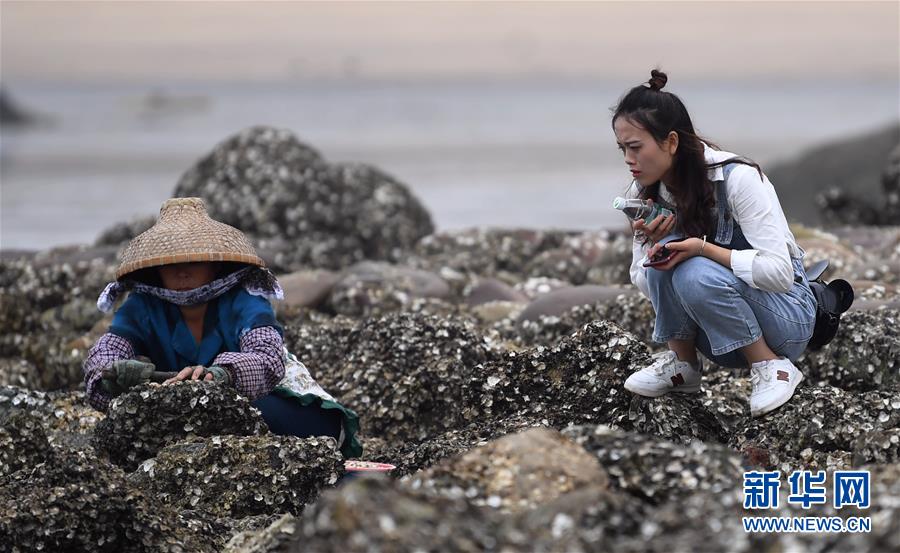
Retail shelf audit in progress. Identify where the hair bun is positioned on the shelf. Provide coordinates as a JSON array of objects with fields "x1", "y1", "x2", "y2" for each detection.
[{"x1": 648, "y1": 69, "x2": 668, "y2": 91}]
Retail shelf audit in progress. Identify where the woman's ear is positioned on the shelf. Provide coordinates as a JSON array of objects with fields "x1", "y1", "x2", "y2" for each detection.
[{"x1": 667, "y1": 131, "x2": 679, "y2": 155}]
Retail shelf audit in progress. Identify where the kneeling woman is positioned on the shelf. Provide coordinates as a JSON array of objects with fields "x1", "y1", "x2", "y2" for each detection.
[
  {"x1": 83, "y1": 197, "x2": 361, "y2": 457},
  {"x1": 614, "y1": 70, "x2": 816, "y2": 417}
]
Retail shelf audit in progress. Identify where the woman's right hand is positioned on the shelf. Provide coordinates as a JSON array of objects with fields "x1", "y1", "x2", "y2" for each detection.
[
  {"x1": 632, "y1": 199, "x2": 676, "y2": 244},
  {"x1": 163, "y1": 365, "x2": 213, "y2": 385}
]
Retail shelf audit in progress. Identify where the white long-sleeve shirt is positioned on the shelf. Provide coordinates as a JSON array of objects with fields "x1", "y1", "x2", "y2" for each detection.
[{"x1": 629, "y1": 145, "x2": 803, "y2": 298}]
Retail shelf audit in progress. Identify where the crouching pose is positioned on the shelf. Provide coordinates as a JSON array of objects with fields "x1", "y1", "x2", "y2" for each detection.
[
  {"x1": 83, "y1": 197, "x2": 361, "y2": 456},
  {"x1": 614, "y1": 70, "x2": 816, "y2": 417}
]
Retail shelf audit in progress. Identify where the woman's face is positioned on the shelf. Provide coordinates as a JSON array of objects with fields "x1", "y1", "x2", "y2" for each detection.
[
  {"x1": 158, "y1": 262, "x2": 218, "y2": 291},
  {"x1": 613, "y1": 117, "x2": 678, "y2": 188}
]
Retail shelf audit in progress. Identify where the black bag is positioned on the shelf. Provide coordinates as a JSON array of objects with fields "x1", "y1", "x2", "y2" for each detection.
[{"x1": 804, "y1": 260, "x2": 854, "y2": 351}]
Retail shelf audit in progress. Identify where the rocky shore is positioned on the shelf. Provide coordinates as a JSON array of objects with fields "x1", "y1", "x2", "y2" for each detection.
[{"x1": 2, "y1": 126, "x2": 899, "y2": 552}]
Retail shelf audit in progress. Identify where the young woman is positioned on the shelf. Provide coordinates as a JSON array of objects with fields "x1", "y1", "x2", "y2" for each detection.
[
  {"x1": 614, "y1": 70, "x2": 816, "y2": 417},
  {"x1": 83, "y1": 197, "x2": 361, "y2": 456}
]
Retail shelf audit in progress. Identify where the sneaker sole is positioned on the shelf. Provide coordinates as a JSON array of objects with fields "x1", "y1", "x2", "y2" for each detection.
[
  {"x1": 624, "y1": 382, "x2": 701, "y2": 397},
  {"x1": 751, "y1": 371, "x2": 804, "y2": 418}
]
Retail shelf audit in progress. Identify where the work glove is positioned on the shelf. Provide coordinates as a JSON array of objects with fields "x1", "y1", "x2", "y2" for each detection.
[
  {"x1": 112, "y1": 359, "x2": 156, "y2": 390},
  {"x1": 203, "y1": 365, "x2": 232, "y2": 386}
]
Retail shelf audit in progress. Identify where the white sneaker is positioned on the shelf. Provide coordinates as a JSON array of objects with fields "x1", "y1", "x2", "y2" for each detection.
[
  {"x1": 624, "y1": 351, "x2": 702, "y2": 398},
  {"x1": 749, "y1": 358, "x2": 804, "y2": 417}
]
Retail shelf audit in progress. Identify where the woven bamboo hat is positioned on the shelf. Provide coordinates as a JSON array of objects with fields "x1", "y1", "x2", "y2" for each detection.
[{"x1": 116, "y1": 197, "x2": 265, "y2": 279}]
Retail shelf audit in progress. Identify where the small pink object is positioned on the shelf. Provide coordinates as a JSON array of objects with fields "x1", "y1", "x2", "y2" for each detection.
[{"x1": 344, "y1": 460, "x2": 396, "y2": 473}]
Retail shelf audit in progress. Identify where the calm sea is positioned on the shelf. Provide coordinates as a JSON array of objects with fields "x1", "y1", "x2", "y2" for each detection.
[{"x1": 2, "y1": 79, "x2": 897, "y2": 250}]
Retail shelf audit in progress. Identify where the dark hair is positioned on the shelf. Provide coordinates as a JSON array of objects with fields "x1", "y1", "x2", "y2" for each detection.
[{"x1": 612, "y1": 69, "x2": 762, "y2": 240}]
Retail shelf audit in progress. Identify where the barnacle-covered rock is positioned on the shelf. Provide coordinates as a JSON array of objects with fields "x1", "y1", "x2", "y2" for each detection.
[
  {"x1": 294, "y1": 475, "x2": 504, "y2": 552},
  {"x1": 408, "y1": 427, "x2": 608, "y2": 513},
  {"x1": 223, "y1": 513, "x2": 298, "y2": 553},
  {"x1": 503, "y1": 484, "x2": 646, "y2": 552},
  {"x1": 513, "y1": 288, "x2": 652, "y2": 347},
  {"x1": 0, "y1": 448, "x2": 213, "y2": 552},
  {"x1": 853, "y1": 428, "x2": 900, "y2": 465},
  {"x1": 798, "y1": 309, "x2": 900, "y2": 391},
  {"x1": 300, "y1": 311, "x2": 496, "y2": 444},
  {"x1": 0, "y1": 385, "x2": 52, "y2": 420},
  {"x1": 563, "y1": 425, "x2": 743, "y2": 505},
  {"x1": 173, "y1": 126, "x2": 434, "y2": 271},
  {"x1": 94, "y1": 214, "x2": 156, "y2": 246},
  {"x1": 476, "y1": 320, "x2": 725, "y2": 444},
  {"x1": 364, "y1": 414, "x2": 546, "y2": 477},
  {"x1": 326, "y1": 261, "x2": 451, "y2": 317},
  {"x1": 93, "y1": 381, "x2": 268, "y2": 471},
  {"x1": 129, "y1": 435, "x2": 343, "y2": 518},
  {"x1": 731, "y1": 386, "x2": 900, "y2": 472},
  {"x1": 0, "y1": 410, "x2": 52, "y2": 478},
  {"x1": 411, "y1": 228, "x2": 561, "y2": 280}
]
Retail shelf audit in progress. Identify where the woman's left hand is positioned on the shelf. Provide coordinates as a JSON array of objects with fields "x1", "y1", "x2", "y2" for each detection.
[
  {"x1": 647, "y1": 237, "x2": 705, "y2": 271},
  {"x1": 163, "y1": 365, "x2": 214, "y2": 385}
]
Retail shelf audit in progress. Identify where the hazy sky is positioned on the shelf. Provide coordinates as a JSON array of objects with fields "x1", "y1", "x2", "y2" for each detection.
[{"x1": 2, "y1": 1, "x2": 898, "y2": 82}]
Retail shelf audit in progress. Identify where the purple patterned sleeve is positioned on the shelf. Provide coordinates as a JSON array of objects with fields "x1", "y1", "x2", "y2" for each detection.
[
  {"x1": 83, "y1": 333, "x2": 136, "y2": 412},
  {"x1": 212, "y1": 326, "x2": 285, "y2": 401}
]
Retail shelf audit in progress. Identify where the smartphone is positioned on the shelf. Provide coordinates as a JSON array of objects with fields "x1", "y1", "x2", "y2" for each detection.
[{"x1": 642, "y1": 246, "x2": 676, "y2": 268}]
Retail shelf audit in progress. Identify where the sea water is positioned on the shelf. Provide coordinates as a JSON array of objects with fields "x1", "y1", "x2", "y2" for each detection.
[{"x1": 1, "y1": 78, "x2": 897, "y2": 250}]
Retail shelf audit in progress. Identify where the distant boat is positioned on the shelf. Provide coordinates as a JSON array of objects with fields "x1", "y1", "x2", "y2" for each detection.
[{"x1": 129, "y1": 89, "x2": 211, "y2": 118}]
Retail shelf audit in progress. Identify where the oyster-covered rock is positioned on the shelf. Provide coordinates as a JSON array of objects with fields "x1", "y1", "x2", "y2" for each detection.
[
  {"x1": 0, "y1": 410, "x2": 52, "y2": 478},
  {"x1": 563, "y1": 425, "x2": 743, "y2": 504},
  {"x1": 173, "y1": 126, "x2": 434, "y2": 271},
  {"x1": 295, "y1": 475, "x2": 504, "y2": 552},
  {"x1": 408, "y1": 427, "x2": 608, "y2": 513},
  {"x1": 223, "y1": 513, "x2": 298, "y2": 553},
  {"x1": 730, "y1": 386, "x2": 900, "y2": 472},
  {"x1": 295, "y1": 311, "x2": 496, "y2": 444},
  {"x1": 129, "y1": 435, "x2": 343, "y2": 518},
  {"x1": 476, "y1": 320, "x2": 726, "y2": 445},
  {"x1": 0, "y1": 448, "x2": 213, "y2": 552},
  {"x1": 799, "y1": 309, "x2": 900, "y2": 391},
  {"x1": 92, "y1": 381, "x2": 268, "y2": 471},
  {"x1": 326, "y1": 261, "x2": 451, "y2": 317}
]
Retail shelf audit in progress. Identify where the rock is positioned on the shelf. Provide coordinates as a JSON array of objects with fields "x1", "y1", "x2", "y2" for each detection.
[
  {"x1": 295, "y1": 475, "x2": 504, "y2": 552},
  {"x1": 465, "y1": 278, "x2": 528, "y2": 307},
  {"x1": 326, "y1": 261, "x2": 451, "y2": 317},
  {"x1": 563, "y1": 425, "x2": 743, "y2": 504},
  {"x1": 796, "y1": 237, "x2": 864, "y2": 280},
  {"x1": 798, "y1": 309, "x2": 900, "y2": 392},
  {"x1": 297, "y1": 311, "x2": 495, "y2": 444},
  {"x1": 506, "y1": 484, "x2": 646, "y2": 552},
  {"x1": 408, "y1": 427, "x2": 608, "y2": 513},
  {"x1": 766, "y1": 122, "x2": 899, "y2": 225},
  {"x1": 173, "y1": 126, "x2": 434, "y2": 271},
  {"x1": 223, "y1": 513, "x2": 298, "y2": 553},
  {"x1": 0, "y1": 410, "x2": 52, "y2": 478},
  {"x1": 883, "y1": 143, "x2": 900, "y2": 222},
  {"x1": 0, "y1": 448, "x2": 213, "y2": 552},
  {"x1": 730, "y1": 386, "x2": 900, "y2": 472},
  {"x1": 279, "y1": 269, "x2": 340, "y2": 309},
  {"x1": 92, "y1": 381, "x2": 268, "y2": 471},
  {"x1": 477, "y1": 320, "x2": 725, "y2": 444},
  {"x1": 516, "y1": 285, "x2": 639, "y2": 324},
  {"x1": 853, "y1": 428, "x2": 900, "y2": 465},
  {"x1": 129, "y1": 435, "x2": 343, "y2": 518},
  {"x1": 94, "y1": 215, "x2": 156, "y2": 247},
  {"x1": 0, "y1": 88, "x2": 35, "y2": 126}
]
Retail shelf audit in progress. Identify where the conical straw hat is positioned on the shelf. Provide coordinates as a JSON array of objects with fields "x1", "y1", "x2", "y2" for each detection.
[{"x1": 116, "y1": 197, "x2": 265, "y2": 279}]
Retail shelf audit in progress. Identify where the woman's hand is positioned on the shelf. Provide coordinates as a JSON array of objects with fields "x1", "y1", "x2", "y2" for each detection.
[
  {"x1": 163, "y1": 365, "x2": 213, "y2": 385},
  {"x1": 632, "y1": 199, "x2": 676, "y2": 243},
  {"x1": 646, "y1": 237, "x2": 704, "y2": 271}
]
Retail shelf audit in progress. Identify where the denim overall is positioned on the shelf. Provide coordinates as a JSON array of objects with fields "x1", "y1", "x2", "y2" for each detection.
[{"x1": 645, "y1": 165, "x2": 817, "y2": 368}]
